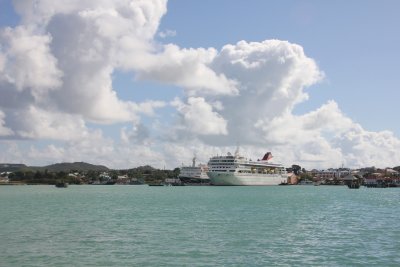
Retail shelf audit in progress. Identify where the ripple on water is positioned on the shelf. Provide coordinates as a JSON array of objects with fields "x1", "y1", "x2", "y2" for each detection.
[{"x1": 0, "y1": 185, "x2": 399, "y2": 266}]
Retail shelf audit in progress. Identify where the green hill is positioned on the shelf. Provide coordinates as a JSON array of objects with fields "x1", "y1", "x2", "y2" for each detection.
[
  {"x1": 0, "y1": 162, "x2": 109, "y2": 173},
  {"x1": 0, "y1": 164, "x2": 28, "y2": 172},
  {"x1": 44, "y1": 162, "x2": 109, "y2": 172}
]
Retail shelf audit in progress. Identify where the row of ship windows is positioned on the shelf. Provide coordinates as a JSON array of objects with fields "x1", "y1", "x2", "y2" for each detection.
[
  {"x1": 210, "y1": 168, "x2": 284, "y2": 173},
  {"x1": 209, "y1": 170, "x2": 284, "y2": 174},
  {"x1": 210, "y1": 166, "x2": 283, "y2": 170},
  {"x1": 209, "y1": 163, "x2": 236, "y2": 166},
  {"x1": 209, "y1": 160, "x2": 235, "y2": 163},
  {"x1": 209, "y1": 170, "x2": 235, "y2": 172}
]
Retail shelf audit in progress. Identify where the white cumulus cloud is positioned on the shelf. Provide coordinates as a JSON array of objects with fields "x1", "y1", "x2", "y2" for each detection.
[
  {"x1": 172, "y1": 97, "x2": 228, "y2": 136},
  {"x1": 0, "y1": 110, "x2": 13, "y2": 136},
  {"x1": 0, "y1": 0, "x2": 169, "y2": 140},
  {"x1": 0, "y1": 1, "x2": 399, "y2": 170},
  {"x1": 133, "y1": 44, "x2": 239, "y2": 96},
  {"x1": 0, "y1": 26, "x2": 62, "y2": 98}
]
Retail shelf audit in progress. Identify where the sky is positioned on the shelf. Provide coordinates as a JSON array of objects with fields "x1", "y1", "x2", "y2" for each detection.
[{"x1": 0, "y1": 0, "x2": 399, "y2": 170}]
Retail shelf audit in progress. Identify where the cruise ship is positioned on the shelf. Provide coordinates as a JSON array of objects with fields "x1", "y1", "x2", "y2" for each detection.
[
  {"x1": 178, "y1": 157, "x2": 210, "y2": 185},
  {"x1": 207, "y1": 149, "x2": 288, "y2": 186}
]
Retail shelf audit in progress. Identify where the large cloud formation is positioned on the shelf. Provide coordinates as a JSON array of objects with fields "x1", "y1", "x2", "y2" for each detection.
[{"x1": 0, "y1": 0, "x2": 399, "y2": 169}]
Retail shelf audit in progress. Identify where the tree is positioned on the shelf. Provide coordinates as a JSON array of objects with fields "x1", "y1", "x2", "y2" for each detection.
[
  {"x1": 56, "y1": 171, "x2": 67, "y2": 180},
  {"x1": 173, "y1": 167, "x2": 180, "y2": 177},
  {"x1": 300, "y1": 173, "x2": 313, "y2": 181},
  {"x1": 34, "y1": 171, "x2": 43, "y2": 180},
  {"x1": 8, "y1": 172, "x2": 15, "y2": 180},
  {"x1": 24, "y1": 171, "x2": 34, "y2": 180},
  {"x1": 292, "y1": 165, "x2": 301, "y2": 175}
]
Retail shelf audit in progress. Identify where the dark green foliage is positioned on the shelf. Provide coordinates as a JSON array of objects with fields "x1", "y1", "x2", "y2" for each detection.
[
  {"x1": 5, "y1": 164, "x2": 178, "y2": 185},
  {"x1": 0, "y1": 162, "x2": 108, "y2": 173},
  {"x1": 291, "y1": 165, "x2": 301, "y2": 175},
  {"x1": 0, "y1": 164, "x2": 28, "y2": 172},
  {"x1": 44, "y1": 162, "x2": 109, "y2": 172},
  {"x1": 122, "y1": 165, "x2": 178, "y2": 184},
  {"x1": 299, "y1": 172, "x2": 313, "y2": 181}
]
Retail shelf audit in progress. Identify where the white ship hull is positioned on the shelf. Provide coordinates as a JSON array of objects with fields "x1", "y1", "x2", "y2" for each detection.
[{"x1": 207, "y1": 172, "x2": 287, "y2": 186}]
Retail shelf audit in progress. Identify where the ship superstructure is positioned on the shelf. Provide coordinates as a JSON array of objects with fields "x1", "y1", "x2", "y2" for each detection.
[
  {"x1": 207, "y1": 149, "x2": 287, "y2": 185},
  {"x1": 179, "y1": 157, "x2": 210, "y2": 184}
]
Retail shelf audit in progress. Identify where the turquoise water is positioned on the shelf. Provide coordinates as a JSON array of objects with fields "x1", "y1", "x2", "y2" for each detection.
[{"x1": 1, "y1": 185, "x2": 399, "y2": 266}]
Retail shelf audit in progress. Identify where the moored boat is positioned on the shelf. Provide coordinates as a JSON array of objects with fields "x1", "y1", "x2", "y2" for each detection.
[
  {"x1": 55, "y1": 181, "x2": 68, "y2": 188},
  {"x1": 179, "y1": 157, "x2": 210, "y2": 185}
]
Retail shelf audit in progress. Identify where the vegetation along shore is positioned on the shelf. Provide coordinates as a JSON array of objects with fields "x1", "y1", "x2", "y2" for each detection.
[{"x1": 1, "y1": 162, "x2": 399, "y2": 188}]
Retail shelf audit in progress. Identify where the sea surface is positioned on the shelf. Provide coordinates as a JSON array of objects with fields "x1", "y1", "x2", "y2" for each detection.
[{"x1": 1, "y1": 185, "x2": 399, "y2": 266}]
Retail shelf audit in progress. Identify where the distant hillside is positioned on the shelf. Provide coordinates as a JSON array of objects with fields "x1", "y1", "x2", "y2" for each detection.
[
  {"x1": 129, "y1": 165, "x2": 156, "y2": 172},
  {"x1": 0, "y1": 163, "x2": 28, "y2": 172},
  {"x1": 44, "y1": 162, "x2": 109, "y2": 172},
  {"x1": 0, "y1": 162, "x2": 109, "y2": 172}
]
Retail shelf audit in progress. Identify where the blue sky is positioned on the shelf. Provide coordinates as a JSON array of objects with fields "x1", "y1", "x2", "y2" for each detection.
[
  {"x1": 160, "y1": 0, "x2": 400, "y2": 133},
  {"x1": 0, "y1": 0, "x2": 399, "y2": 169}
]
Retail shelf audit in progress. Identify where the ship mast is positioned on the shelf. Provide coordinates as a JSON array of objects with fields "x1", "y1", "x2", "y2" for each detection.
[
  {"x1": 192, "y1": 156, "x2": 196, "y2": 167},
  {"x1": 234, "y1": 146, "x2": 240, "y2": 157}
]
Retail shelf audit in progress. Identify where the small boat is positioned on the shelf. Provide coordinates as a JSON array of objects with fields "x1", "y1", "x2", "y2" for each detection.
[{"x1": 55, "y1": 182, "x2": 68, "y2": 188}]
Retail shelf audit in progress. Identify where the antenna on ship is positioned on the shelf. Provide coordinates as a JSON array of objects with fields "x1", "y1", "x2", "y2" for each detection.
[
  {"x1": 234, "y1": 144, "x2": 240, "y2": 157},
  {"x1": 192, "y1": 154, "x2": 197, "y2": 167}
]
